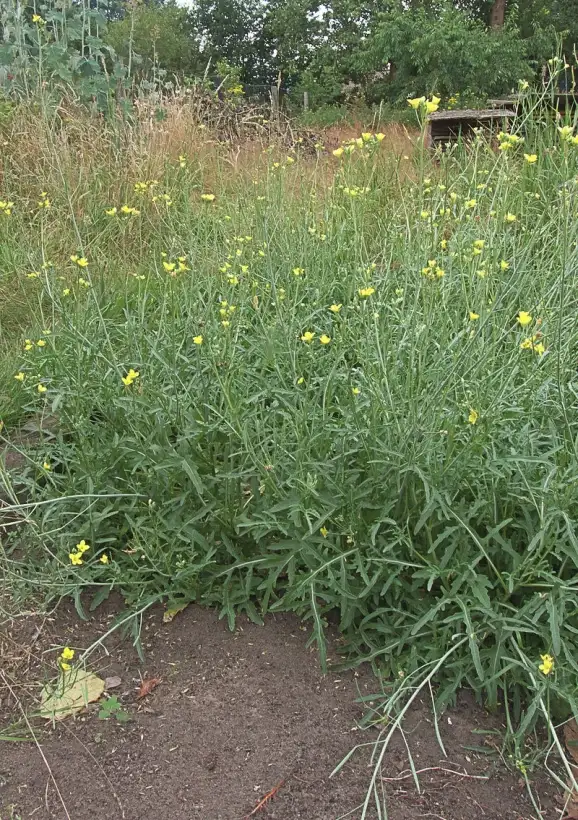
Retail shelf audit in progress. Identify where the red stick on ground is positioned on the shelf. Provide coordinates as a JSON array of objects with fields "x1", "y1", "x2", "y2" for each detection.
[{"x1": 243, "y1": 777, "x2": 287, "y2": 818}]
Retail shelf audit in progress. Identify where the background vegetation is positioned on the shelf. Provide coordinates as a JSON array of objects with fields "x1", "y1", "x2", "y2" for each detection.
[
  {"x1": 2, "y1": 0, "x2": 578, "y2": 802},
  {"x1": 2, "y1": 0, "x2": 578, "y2": 110}
]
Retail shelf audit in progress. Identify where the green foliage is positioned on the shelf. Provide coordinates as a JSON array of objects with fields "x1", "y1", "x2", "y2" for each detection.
[
  {"x1": 105, "y1": 1, "x2": 203, "y2": 79},
  {"x1": 0, "y1": 0, "x2": 128, "y2": 109},
  {"x1": 215, "y1": 58, "x2": 244, "y2": 99},
  {"x1": 192, "y1": 0, "x2": 267, "y2": 82},
  {"x1": 2, "y1": 91, "x2": 578, "y2": 748},
  {"x1": 98, "y1": 695, "x2": 130, "y2": 723},
  {"x1": 363, "y1": 5, "x2": 534, "y2": 102}
]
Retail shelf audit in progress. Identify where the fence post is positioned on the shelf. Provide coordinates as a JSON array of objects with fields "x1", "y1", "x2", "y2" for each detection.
[
  {"x1": 303, "y1": 91, "x2": 309, "y2": 111},
  {"x1": 271, "y1": 85, "x2": 279, "y2": 122}
]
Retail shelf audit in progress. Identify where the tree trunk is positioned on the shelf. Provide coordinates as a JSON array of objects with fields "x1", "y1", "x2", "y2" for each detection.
[{"x1": 489, "y1": 0, "x2": 507, "y2": 29}]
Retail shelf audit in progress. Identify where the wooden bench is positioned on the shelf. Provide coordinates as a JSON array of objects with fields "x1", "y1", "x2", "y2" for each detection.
[{"x1": 426, "y1": 108, "x2": 517, "y2": 149}]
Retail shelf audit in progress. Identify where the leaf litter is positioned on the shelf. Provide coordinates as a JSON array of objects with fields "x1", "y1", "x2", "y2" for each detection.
[{"x1": 40, "y1": 670, "x2": 105, "y2": 720}]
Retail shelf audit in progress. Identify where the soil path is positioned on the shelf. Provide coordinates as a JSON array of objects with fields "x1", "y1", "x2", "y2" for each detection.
[{"x1": 0, "y1": 599, "x2": 559, "y2": 819}]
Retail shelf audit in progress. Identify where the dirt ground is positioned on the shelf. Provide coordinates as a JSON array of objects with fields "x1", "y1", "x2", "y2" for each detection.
[{"x1": 0, "y1": 598, "x2": 561, "y2": 820}]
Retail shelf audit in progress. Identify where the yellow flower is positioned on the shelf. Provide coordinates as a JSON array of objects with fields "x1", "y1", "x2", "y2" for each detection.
[
  {"x1": 201, "y1": 193, "x2": 216, "y2": 202},
  {"x1": 320, "y1": 527, "x2": 329, "y2": 538},
  {"x1": 37, "y1": 339, "x2": 46, "y2": 347},
  {"x1": 332, "y1": 147, "x2": 344, "y2": 158},
  {"x1": 517, "y1": 311, "x2": 532, "y2": 327},
  {"x1": 538, "y1": 653, "x2": 554, "y2": 676},
  {"x1": 352, "y1": 387, "x2": 361, "y2": 395},
  {"x1": 558, "y1": 125, "x2": 573, "y2": 141},
  {"x1": 100, "y1": 554, "x2": 109, "y2": 564},
  {"x1": 62, "y1": 288, "x2": 71, "y2": 296},
  {"x1": 473, "y1": 240, "x2": 485, "y2": 250},
  {"x1": 69, "y1": 552, "x2": 83, "y2": 565},
  {"x1": 14, "y1": 371, "x2": 25, "y2": 381},
  {"x1": 504, "y1": 212, "x2": 517, "y2": 223},
  {"x1": 440, "y1": 239, "x2": 448, "y2": 250},
  {"x1": 358, "y1": 287, "x2": 375, "y2": 298},
  {"x1": 105, "y1": 207, "x2": 117, "y2": 216},
  {"x1": 43, "y1": 461, "x2": 51, "y2": 470},
  {"x1": 420, "y1": 210, "x2": 430, "y2": 219},
  {"x1": 301, "y1": 331, "x2": 315, "y2": 343},
  {"x1": 407, "y1": 96, "x2": 425, "y2": 109},
  {"x1": 524, "y1": 154, "x2": 537, "y2": 164},
  {"x1": 120, "y1": 205, "x2": 140, "y2": 216},
  {"x1": 122, "y1": 368, "x2": 140, "y2": 386},
  {"x1": 319, "y1": 334, "x2": 331, "y2": 345},
  {"x1": 76, "y1": 540, "x2": 90, "y2": 553},
  {"x1": 425, "y1": 98, "x2": 439, "y2": 114},
  {"x1": 221, "y1": 320, "x2": 230, "y2": 328},
  {"x1": 292, "y1": 267, "x2": 305, "y2": 276},
  {"x1": 61, "y1": 647, "x2": 75, "y2": 661},
  {"x1": 468, "y1": 408, "x2": 479, "y2": 425},
  {"x1": 193, "y1": 335, "x2": 203, "y2": 345},
  {"x1": 37, "y1": 383, "x2": 47, "y2": 393},
  {"x1": 163, "y1": 261, "x2": 176, "y2": 273},
  {"x1": 297, "y1": 377, "x2": 305, "y2": 385},
  {"x1": 375, "y1": 133, "x2": 385, "y2": 142},
  {"x1": 70, "y1": 255, "x2": 89, "y2": 267},
  {"x1": 533, "y1": 342, "x2": 546, "y2": 356},
  {"x1": 60, "y1": 662, "x2": 71, "y2": 671},
  {"x1": 449, "y1": 192, "x2": 459, "y2": 202},
  {"x1": 179, "y1": 155, "x2": 187, "y2": 168},
  {"x1": 32, "y1": 14, "x2": 45, "y2": 23},
  {"x1": 329, "y1": 304, "x2": 342, "y2": 313},
  {"x1": 500, "y1": 260, "x2": 510, "y2": 271},
  {"x1": 469, "y1": 312, "x2": 480, "y2": 321},
  {"x1": 361, "y1": 132, "x2": 372, "y2": 142},
  {"x1": 465, "y1": 198, "x2": 476, "y2": 209}
]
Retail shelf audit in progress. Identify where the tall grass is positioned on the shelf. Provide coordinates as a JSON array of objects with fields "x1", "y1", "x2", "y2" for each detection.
[{"x1": 1, "y1": 91, "x2": 578, "y2": 762}]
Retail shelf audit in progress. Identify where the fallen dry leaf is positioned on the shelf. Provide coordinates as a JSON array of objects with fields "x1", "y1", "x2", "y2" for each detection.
[
  {"x1": 104, "y1": 676, "x2": 122, "y2": 690},
  {"x1": 137, "y1": 676, "x2": 162, "y2": 699},
  {"x1": 163, "y1": 602, "x2": 189, "y2": 623},
  {"x1": 40, "y1": 670, "x2": 105, "y2": 720}
]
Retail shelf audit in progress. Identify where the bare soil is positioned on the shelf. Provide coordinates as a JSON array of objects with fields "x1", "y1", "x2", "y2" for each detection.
[{"x1": 0, "y1": 598, "x2": 560, "y2": 820}]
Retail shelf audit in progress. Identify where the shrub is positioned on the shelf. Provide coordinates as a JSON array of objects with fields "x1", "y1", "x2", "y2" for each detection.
[{"x1": 2, "y1": 88, "x2": 578, "y2": 752}]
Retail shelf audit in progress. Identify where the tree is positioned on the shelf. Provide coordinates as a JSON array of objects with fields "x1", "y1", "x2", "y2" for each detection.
[
  {"x1": 489, "y1": 0, "x2": 507, "y2": 28},
  {"x1": 361, "y1": 4, "x2": 532, "y2": 103},
  {"x1": 191, "y1": 0, "x2": 267, "y2": 83},
  {"x1": 105, "y1": 1, "x2": 202, "y2": 77}
]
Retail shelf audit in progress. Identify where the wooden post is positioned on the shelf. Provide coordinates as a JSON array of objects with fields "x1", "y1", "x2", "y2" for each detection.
[
  {"x1": 271, "y1": 85, "x2": 279, "y2": 121},
  {"x1": 303, "y1": 91, "x2": 309, "y2": 111}
]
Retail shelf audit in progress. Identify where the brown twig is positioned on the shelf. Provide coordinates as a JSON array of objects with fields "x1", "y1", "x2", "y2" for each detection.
[
  {"x1": 381, "y1": 766, "x2": 489, "y2": 783},
  {"x1": 243, "y1": 777, "x2": 287, "y2": 818}
]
